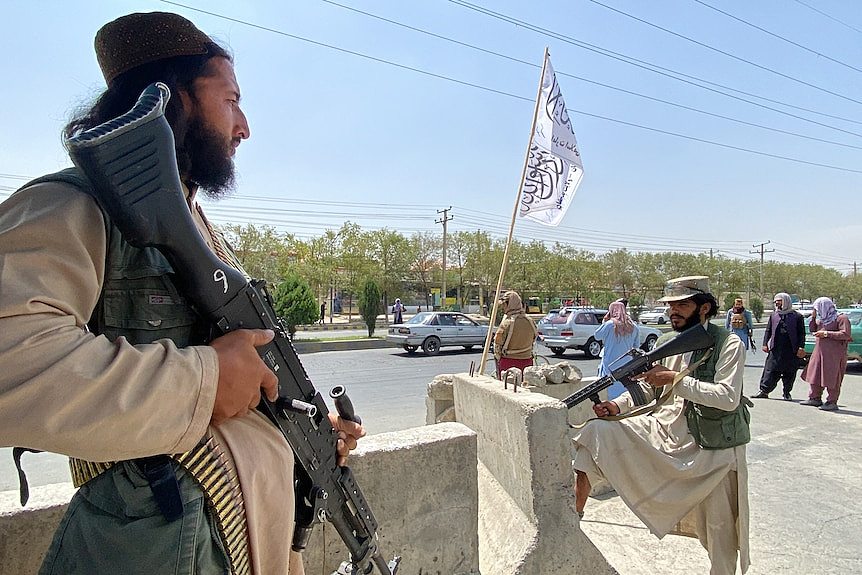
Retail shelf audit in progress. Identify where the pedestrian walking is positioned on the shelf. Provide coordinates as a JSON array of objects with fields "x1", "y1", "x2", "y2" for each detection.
[
  {"x1": 753, "y1": 293, "x2": 805, "y2": 400},
  {"x1": 725, "y1": 298, "x2": 754, "y2": 351},
  {"x1": 392, "y1": 298, "x2": 404, "y2": 324},
  {"x1": 801, "y1": 297, "x2": 851, "y2": 411}
]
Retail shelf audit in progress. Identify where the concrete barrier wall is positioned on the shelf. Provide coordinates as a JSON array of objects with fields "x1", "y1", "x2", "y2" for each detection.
[
  {"x1": 0, "y1": 483, "x2": 77, "y2": 575},
  {"x1": 0, "y1": 423, "x2": 479, "y2": 575},
  {"x1": 301, "y1": 423, "x2": 480, "y2": 575},
  {"x1": 452, "y1": 374, "x2": 617, "y2": 575}
]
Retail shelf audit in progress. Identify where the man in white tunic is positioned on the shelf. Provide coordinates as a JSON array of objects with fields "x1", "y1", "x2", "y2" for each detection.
[{"x1": 573, "y1": 276, "x2": 750, "y2": 575}]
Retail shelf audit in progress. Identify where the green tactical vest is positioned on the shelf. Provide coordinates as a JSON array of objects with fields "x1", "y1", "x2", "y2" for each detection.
[
  {"x1": 24, "y1": 168, "x2": 212, "y2": 347},
  {"x1": 656, "y1": 322, "x2": 751, "y2": 450}
]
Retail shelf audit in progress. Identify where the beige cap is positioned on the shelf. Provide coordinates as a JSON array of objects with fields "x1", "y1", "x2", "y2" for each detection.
[{"x1": 658, "y1": 275, "x2": 711, "y2": 302}]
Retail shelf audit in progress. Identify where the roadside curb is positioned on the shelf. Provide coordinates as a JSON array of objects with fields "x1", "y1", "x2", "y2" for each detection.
[
  {"x1": 292, "y1": 338, "x2": 391, "y2": 354},
  {"x1": 299, "y1": 323, "x2": 374, "y2": 332}
]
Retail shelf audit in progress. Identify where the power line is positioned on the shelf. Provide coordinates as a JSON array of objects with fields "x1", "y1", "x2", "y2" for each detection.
[
  {"x1": 0, "y1": 170, "x2": 854, "y2": 266},
  {"x1": 692, "y1": 0, "x2": 862, "y2": 74},
  {"x1": 0, "y1": 187, "x2": 846, "y2": 268},
  {"x1": 156, "y1": 1, "x2": 862, "y2": 174},
  {"x1": 791, "y1": 0, "x2": 862, "y2": 36},
  {"x1": 446, "y1": 0, "x2": 862, "y2": 131},
  {"x1": 319, "y1": 0, "x2": 862, "y2": 151},
  {"x1": 585, "y1": 0, "x2": 862, "y2": 106},
  {"x1": 0, "y1": 172, "x2": 853, "y2": 267}
]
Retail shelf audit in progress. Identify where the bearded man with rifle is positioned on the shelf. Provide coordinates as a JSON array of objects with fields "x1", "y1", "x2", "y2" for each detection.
[
  {"x1": 0, "y1": 12, "x2": 398, "y2": 575},
  {"x1": 572, "y1": 276, "x2": 751, "y2": 575}
]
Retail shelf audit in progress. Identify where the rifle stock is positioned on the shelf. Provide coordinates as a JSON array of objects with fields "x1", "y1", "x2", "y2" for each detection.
[
  {"x1": 66, "y1": 83, "x2": 400, "y2": 575},
  {"x1": 561, "y1": 325, "x2": 715, "y2": 409}
]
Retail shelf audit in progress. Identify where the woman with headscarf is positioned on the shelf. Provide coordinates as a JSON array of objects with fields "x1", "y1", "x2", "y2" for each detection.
[
  {"x1": 801, "y1": 297, "x2": 851, "y2": 411},
  {"x1": 493, "y1": 291, "x2": 538, "y2": 377},
  {"x1": 753, "y1": 293, "x2": 806, "y2": 400},
  {"x1": 392, "y1": 298, "x2": 404, "y2": 324},
  {"x1": 593, "y1": 301, "x2": 640, "y2": 399}
]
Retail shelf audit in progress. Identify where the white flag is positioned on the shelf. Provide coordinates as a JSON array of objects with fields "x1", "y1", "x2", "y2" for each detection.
[{"x1": 519, "y1": 56, "x2": 584, "y2": 227}]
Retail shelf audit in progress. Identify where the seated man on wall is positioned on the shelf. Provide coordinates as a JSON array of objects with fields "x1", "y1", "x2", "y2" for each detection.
[{"x1": 572, "y1": 276, "x2": 751, "y2": 575}]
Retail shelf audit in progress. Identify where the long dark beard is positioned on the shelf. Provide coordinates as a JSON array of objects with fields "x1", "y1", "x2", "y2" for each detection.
[
  {"x1": 673, "y1": 309, "x2": 703, "y2": 332},
  {"x1": 182, "y1": 117, "x2": 236, "y2": 200}
]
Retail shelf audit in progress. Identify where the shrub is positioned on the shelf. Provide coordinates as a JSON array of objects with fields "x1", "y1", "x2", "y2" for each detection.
[
  {"x1": 359, "y1": 279, "x2": 382, "y2": 337},
  {"x1": 750, "y1": 298, "x2": 764, "y2": 322},
  {"x1": 272, "y1": 272, "x2": 318, "y2": 336}
]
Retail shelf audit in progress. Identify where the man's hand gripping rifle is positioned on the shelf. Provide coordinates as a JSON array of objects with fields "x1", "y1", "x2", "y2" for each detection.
[
  {"x1": 65, "y1": 83, "x2": 400, "y2": 575},
  {"x1": 561, "y1": 325, "x2": 714, "y2": 409}
]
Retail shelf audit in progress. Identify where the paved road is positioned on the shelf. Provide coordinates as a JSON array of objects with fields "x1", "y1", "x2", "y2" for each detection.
[
  {"x1": 0, "y1": 345, "x2": 580, "y2": 491},
  {"x1": 3, "y1": 329, "x2": 861, "y2": 575}
]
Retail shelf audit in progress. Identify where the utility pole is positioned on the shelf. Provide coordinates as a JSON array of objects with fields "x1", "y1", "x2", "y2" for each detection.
[
  {"x1": 436, "y1": 207, "x2": 453, "y2": 310},
  {"x1": 746, "y1": 265, "x2": 751, "y2": 303},
  {"x1": 750, "y1": 241, "x2": 774, "y2": 299}
]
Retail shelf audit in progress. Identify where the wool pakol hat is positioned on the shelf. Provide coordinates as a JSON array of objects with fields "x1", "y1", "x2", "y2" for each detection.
[
  {"x1": 658, "y1": 275, "x2": 711, "y2": 302},
  {"x1": 95, "y1": 12, "x2": 212, "y2": 85}
]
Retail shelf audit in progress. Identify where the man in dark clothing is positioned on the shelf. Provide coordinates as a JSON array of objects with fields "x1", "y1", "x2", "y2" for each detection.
[{"x1": 753, "y1": 292, "x2": 806, "y2": 400}]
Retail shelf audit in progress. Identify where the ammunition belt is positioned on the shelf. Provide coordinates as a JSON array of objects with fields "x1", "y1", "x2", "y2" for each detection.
[{"x1": 69, "y1": 432, "x2": 250, "y2": 575}]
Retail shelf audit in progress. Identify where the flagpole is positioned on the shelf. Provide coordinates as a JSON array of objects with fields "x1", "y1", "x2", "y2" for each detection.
[{"x1": 478, "y1": 47, "x2": 549, "y2": 377}]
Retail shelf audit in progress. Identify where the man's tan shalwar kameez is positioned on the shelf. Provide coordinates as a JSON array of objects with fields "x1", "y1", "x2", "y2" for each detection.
[
  {"x1": 573, "y1": 326, "x2": 750, "y2": 575},
  {"x1": 0, "y1": 181, "x2": 303, "y2": 574}
]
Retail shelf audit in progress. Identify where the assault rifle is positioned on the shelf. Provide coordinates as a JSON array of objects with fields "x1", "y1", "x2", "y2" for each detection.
[
  {"x1": 66, "y1": 83, "x2": 400, "y2": 575},
  {"x1": 561, "y1": 325, "x2": 714, "y2": 409}
]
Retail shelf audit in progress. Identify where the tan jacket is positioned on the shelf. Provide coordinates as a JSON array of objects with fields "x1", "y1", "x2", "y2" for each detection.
[
  {"x1": 0, "y1": 181, "x2": 298, "y2": 574},
  {"x1": 494, "y1": 314, "x2": 537, "y2": 359}
]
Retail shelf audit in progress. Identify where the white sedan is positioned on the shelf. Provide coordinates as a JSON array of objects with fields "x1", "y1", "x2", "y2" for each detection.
[
  {"x1": 640, "y1": 306, "x2": 671, "y2": 325},
  {"x1": 386, "y1": 311, "x2": 489, "y2": 355}
]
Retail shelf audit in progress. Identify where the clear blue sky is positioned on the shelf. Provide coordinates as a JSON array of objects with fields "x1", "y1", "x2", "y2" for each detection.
[{"x1": 2, "y1": 1, "x2": 859, "y2": 273}]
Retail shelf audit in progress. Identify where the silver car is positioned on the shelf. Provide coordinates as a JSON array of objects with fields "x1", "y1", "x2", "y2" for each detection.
[
  {"x1": 386, "y1": 311, "x2": 489, "y2": 355},
  {"x1": 640, "y1": 306, "x2": 671, "y2": 325},
  {"x1": 537, "y1": 307, "x2": 661, "y2": 358}
]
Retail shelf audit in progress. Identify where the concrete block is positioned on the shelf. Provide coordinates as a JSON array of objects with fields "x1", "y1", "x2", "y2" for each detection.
[
  {"x1": 301, "y1": 423, "x2": 480, "y2": 575},
  {"x1": 452, "y1": 374, "x2": 616, "y2": 575},
  {"x1": 426, "y1": 375, "x2": 456, "y2": 425},
  {"x1": 0, "y1": 426, "x2": 479, "y2": 575},
  {"x1": 0, "y1": 483, "x2": 77, "y2": 575}
]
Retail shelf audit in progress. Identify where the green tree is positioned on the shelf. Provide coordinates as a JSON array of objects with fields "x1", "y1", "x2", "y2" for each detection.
[
  {"x1": 409, "y1": 231, "x2": 441, "y2": 310},
  {"x1": 221, "y1": 223, "x2": 288, "y2": 282},
  {"x1": 272, "y1": 272, "x2": 318, "y2": 336},
  {"x1": 367, "y1": 229, "x2": 411, "y2": 317},
  {"x1": 359, "y1": 279, "x2": 382, "y2": 337}
]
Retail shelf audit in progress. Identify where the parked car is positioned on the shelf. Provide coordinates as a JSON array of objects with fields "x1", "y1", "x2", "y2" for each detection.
[
  {"x1": 803, "y1": 308, "x2": 862, "y2": 362},
  {"x1": 537, "y1": 307, "x2": 661, "y2": 358},
  {"x1": 639, "y1": 306, "x2": 671, "y2": 325},
  {"x1": 386, "y1": 311, "x2": 489, "y2": 355}
]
